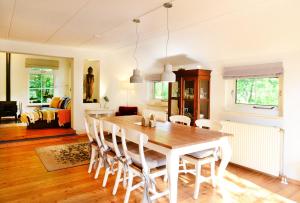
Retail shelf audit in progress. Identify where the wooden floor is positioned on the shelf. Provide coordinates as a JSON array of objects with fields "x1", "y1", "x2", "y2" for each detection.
[
  {"x1": 0, "y1": 135, "x2": 299, "y2": 203},
  {"x1": 0, "y1": 126, "x2": 76, "y2": 142}
]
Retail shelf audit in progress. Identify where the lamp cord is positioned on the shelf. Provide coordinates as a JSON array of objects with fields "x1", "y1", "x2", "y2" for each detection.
[
  {"x1": 166, "y1": 7, "x2": 170, "y2": 58},
  {"x1": 133, "y1": 22, "x2": 139, "y2": 70}
]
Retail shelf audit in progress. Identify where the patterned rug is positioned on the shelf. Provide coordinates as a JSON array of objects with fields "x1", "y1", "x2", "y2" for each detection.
[{"x1": 36, "y1": 142, "x2": 90, "y2": 171}]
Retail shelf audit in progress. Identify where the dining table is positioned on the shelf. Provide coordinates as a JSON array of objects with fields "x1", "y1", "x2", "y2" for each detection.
[{"x1": 101, "y1": 115, "x2": 232, "y2": 203}]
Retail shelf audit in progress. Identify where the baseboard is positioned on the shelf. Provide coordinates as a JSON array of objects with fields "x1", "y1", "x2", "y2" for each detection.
[
  {"x1": 288, "y1": 178, "x2": 300, "y2": 186},
  {"x1": 225, "y1": 161, "x2": 300, "y2": 186},
  {"x1": 229, "y1": 162, "x2": 277, "y2": 176},
  {"x1": 75, "y1": 129, "x2": 86, "y2": 135}
]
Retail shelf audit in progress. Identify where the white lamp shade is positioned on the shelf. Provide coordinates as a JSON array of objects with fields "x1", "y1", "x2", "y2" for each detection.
[
  {"x1": 161, "y1": 64, "x2": 176, "y2": 82},
  {"x1": 130, "y1": 69, "x2": 143, "y2": 83}
]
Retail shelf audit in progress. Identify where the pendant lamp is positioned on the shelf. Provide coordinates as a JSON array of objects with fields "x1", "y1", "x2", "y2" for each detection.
[
  {"x1": 161, "y1": 2, "x2": 176, "y2": 82},
  {"x1": 130, "y1": 19, "x2": 143, "y2": 83}
]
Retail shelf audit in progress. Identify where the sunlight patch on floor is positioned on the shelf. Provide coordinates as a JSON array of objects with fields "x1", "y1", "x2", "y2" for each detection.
[{"x1": 217, "y1": 171, "x2": 296, "y2": 203}]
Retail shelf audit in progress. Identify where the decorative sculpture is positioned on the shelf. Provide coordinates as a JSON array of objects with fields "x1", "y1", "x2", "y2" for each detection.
[{"x1": 85, "y1": 66, "x2": 94, "y2": 102}]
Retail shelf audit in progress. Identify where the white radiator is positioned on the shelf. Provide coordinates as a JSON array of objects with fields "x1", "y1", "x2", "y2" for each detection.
[{"x1": 221, "y1": 121, "x2": 283, "y2": 177}]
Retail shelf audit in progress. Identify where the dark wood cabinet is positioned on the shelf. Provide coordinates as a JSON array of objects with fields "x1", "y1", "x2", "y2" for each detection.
[{"x1": 168, "y1": 69, "x2": 211, "y2": 125}]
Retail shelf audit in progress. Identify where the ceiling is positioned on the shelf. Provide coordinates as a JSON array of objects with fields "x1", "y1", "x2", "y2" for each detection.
[{"x1": 0, "y1": 0, "x2": 300, "y2": 54}]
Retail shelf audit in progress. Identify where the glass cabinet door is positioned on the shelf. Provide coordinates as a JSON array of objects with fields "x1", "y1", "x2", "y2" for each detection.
[
  {"x1": 199, "y1": 80, "x2": 209, "y2": 119},
  {"x1": 183, "y1": 79, "x2": 195, "y2": 121},
  {"x1": 169, "y1": 81, "x2": 180, "y2": 116}
]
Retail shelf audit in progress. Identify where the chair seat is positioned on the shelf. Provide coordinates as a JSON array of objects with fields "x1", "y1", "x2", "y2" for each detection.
[
  {"x1": 104, "y1": 132, "x2": 122, "y2": 143},
  {"x1": 106, "y1": 141, "x2": 139, "y2": 156},
  {"x1": 129, "y1": 150, "x2": 166, "y2": 169},
  {"x1": 188, "y1": 148, "x2": 215, "y2": 159}
]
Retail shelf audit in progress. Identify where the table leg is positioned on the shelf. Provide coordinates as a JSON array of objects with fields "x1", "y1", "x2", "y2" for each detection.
[
  {"x1": 167, "y1": 151, "x2": 179, "y2": 203},
  {"x1": 218, "y1": 137, "x2": 232, "y2": 184}
]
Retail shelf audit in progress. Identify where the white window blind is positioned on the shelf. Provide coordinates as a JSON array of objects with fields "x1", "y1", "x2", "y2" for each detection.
[
  {"x1": 223, "y1": 62, "x2": 283, "y2": 79},
  {"x1": 25, "y1": 58, "x2": 59, "y2": 69}
]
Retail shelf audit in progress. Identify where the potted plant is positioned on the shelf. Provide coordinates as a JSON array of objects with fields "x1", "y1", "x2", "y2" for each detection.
[{"x1": 103, "y1": 96, "x2": 109, "y2": 109}]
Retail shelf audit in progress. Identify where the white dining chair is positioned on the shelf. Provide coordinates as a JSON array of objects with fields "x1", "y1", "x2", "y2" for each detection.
[
  {"x1": 169, "y1": 115, "x2": 191, "y2": 176},
  {"x1": 97, "y1": 119, "x2": 141, "y2": 191},
  {"x1": 96, "y1": 119, "x2": 121, "y2": 186},
  {"x1": 142, "y1": 109, "x2": 168, "y2": 122},
  {"x1": 195, "y1": 119, "x2": 222, "y2": 131},
  {"x1": 108, "y1": 121, "x2": 140, "y2": 196},
  {"x1": 182, "y1": 119, "x2": 222, "y2": 199},
  {"x1": 120, "y1": 127, "x2": 169, "y2": 203},
  {"x1": 84, "y1": 115, "x2": 100, "y2": 174},
  {"x1": 169, "y1": 115, "x2": 191, "y2": 126}
]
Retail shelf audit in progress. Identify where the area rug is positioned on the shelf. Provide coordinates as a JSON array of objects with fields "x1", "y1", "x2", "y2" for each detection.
[{"x1": 35, "y1": 142, "x2": 90, "y2": 171}]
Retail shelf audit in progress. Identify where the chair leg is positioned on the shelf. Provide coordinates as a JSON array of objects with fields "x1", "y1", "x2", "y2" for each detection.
[
  {"x1": 150, "y1": 177, "x2": 157, "y2": 193},
  {"x1": 124, "y1": 170, "x2": 133, "y2": 203},
  {"x1": 112, "y1": 163, "x2": 122, "y2": 195},
  {"x1": 94, "y1": 158, "x2": 102, "y2": 179},
  {"x1": 88, "y1": 148, "x2": 96, "y2": 173},
  {"x1": 102, "y1": 167, "x2": 110, "y2": 187},
  {"x1": 182, "y1": 159, "x2": 187, "y2": 174},
  {"x1": 193, "y1": 162, "x2": 202, "y2": 200},
  {"x1": 211, "y1": 161, "x2": 216, "y2": 188},
  {"x1": 163, "y1": 174, "x2": 168, "y2": 182}
]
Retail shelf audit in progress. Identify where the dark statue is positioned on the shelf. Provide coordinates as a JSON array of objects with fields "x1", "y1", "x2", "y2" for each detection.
[{"x1": 85, "y1": 66, "x2": 94, "y2": 101}]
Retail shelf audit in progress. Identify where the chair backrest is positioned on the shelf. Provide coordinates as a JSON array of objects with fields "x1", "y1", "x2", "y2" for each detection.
[
  {"x1": 195, "y1": 119, "x2": 222, "y2": 131},
  {"x1": 142, "y1": 109, "x2": 167, "y2": 122},
  {"x1": 99, "y1": 119, "x2": 121, "y2": 156},
  {"x1": 84, "y1": 115, "x2": 94, "y2": 143},
  {"x1": 98, "y1": 119, "x2": 120, "y2": 152},
  {"x1": 169, "y1": 115, "x2": 191, "y2": 126},
  {"x1": 120, "y1": 127, "x2": 149, "y2": 172},
  {"x1": 84, "y1": 115, "x2": 102, "y2": 148}
]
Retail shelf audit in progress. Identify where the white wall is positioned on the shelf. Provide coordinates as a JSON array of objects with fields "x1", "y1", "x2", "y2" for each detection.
[{"x1": 0, "y1": 52, "x2": 5, "y2": 100}]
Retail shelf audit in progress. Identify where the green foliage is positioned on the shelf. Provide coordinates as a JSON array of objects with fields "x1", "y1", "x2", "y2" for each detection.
[
  {"x1": 104, "y1": 96, "x2": 109, "y2": 102},
  {"x1": 29, "y1": 69, "x2": 54, "y2": 103},
  {"x1": 236, "y1": 77, "x2": 279, "y2": 106},
  {"x1": 154, "y1": 82, "x2": 168, "y2": 100}
]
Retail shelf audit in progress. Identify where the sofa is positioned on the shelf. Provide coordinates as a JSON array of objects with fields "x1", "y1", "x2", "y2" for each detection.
[
  {"x1": 21, "y1": 97, "x2": 71, "y2": 129},
  {"x1": 115, "y1": 106, "x2": 138, "y2": 116}
]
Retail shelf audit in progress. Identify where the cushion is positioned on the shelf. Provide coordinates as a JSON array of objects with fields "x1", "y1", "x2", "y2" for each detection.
[
  {"x1": 106, "y1": 141, "x2": 139, "y2": 155},
  {"x1": 57, "y1": 99, "x2": 64, "y2": 109},
  {"x1": 60, "y1": 97, "x2": 70, "y2": 109},
  {"x1": 49, "y1": 97, "x2": 61, "y2": 108},
  {"x1": 188, "y1": 148, "x2": 215, "y2": 159},
  {"x1": 129, "y1": 150, "x2": 166, "y2": 169},
  {"x1": 65, "y1": 100, "x2": 71, "y2": 110}
]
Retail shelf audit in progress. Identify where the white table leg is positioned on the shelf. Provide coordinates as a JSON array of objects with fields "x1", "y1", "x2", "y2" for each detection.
[
  {"x1": 217, "y1": 137, "x2": 232, "y2": 184},
  {"x1": 167, "y1": 151, "x2": 179, "y2": 203}
]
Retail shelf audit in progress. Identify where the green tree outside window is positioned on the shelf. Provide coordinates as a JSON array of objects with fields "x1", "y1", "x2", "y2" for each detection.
[
  {"x1": 29, "y1": 68, "x2": 54, "y2": 104},
  {"x1": 236, "y1": 77, "x2": 279, "y2": 106},
  {"x1": 154, "y1": 82, "x2": 168, "y2": 100}
]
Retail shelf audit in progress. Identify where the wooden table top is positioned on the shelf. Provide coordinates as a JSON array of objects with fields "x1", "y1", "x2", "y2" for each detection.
[{"x1": 101, "y1": 115, "x2": 232, "y2": 149}]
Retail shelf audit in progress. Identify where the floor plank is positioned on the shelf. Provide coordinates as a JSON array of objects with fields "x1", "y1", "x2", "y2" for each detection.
[{"x1": 0, "y1": 135, "x2": 299, "y2": 203}]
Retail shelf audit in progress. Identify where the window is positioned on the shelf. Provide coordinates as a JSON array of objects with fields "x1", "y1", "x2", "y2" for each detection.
[
  {"x1": 154, "y1": 81, "x2": 168, "y2": 100},
  {"x1": 235, "y1": 77, "x2": 279, "y2": 106},
  {"x1": 29, "y1": 68, "x2": 54, "y2": 104}
]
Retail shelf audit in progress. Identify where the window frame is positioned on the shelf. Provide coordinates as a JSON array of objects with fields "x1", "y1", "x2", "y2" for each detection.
[
  {"x1": 28, "y1": 68, "x2": 55, "y2": 105},
  {"x1": 234, "y1": 77, "x2": 279, "y2": 107},
  {"x1": 153, "y1": 81, "x2": 169, "y2": 101}
]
